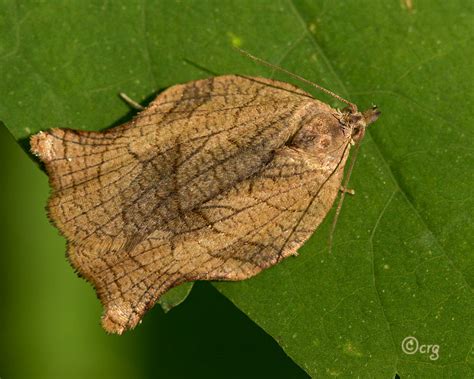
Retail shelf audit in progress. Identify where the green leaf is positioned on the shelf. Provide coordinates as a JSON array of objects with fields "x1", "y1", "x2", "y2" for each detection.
[
  {"x1": 158, "y1": 282, "x2": 194, "y2": 313},
  {"x1": 1, "y1": 0, "x2": 472, "y2": 377}
]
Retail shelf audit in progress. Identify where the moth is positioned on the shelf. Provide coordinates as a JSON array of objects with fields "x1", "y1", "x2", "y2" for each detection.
[{"x1": 31, "y1": 57, "x2": 380, "y2": 334}]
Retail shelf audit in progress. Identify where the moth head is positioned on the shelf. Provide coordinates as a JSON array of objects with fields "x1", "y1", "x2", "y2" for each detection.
[
  {"x1": 344, "y1": 105, "x2": 381, "y2": 143},
  {"x1": 362, "y1": 105, "x2": 381, "y2": 125}
]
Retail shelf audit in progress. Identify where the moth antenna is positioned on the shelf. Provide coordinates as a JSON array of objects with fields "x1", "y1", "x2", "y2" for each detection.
[
  {"x1": 328, "y1": 136, "x2": 363, "y2": 253},
  {"x1": 235, "y1": 47, "x2": 357, "y2": 113}
]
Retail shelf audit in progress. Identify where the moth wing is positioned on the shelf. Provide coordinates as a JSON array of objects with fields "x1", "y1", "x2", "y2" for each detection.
[
  {"x1": 117, "y1": 76, "x2": 316, "y2": 244},
  {"x1": 30, "y1": 76, "x2": 336, "y2": 334},
  {"x1": 98, "y1": 145, "x2": 350, "y2": 333},
  {"x1": 30, "y1": 128, "x2": 138, "y2": 246},
  {"x1": 30, "y1": 76, "x2": 311, "y2": 249}
]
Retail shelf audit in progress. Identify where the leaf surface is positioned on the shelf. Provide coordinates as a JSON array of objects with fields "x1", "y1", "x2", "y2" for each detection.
[{"x1": 0, "y1": 0, "x2": 472, "y2": 376}]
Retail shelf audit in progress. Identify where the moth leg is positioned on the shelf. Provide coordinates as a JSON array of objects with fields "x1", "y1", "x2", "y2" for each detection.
[
  {"x1": 339, "y1": 186, "x2": 355, "y2": 195},
  {"x1": 119, "y1": 92, "x2": 145, "y2": 111}
]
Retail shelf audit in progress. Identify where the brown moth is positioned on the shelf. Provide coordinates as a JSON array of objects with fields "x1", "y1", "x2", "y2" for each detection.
[{"x1": 31, "y1": 72, "x2": 379, "y2": 334}]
